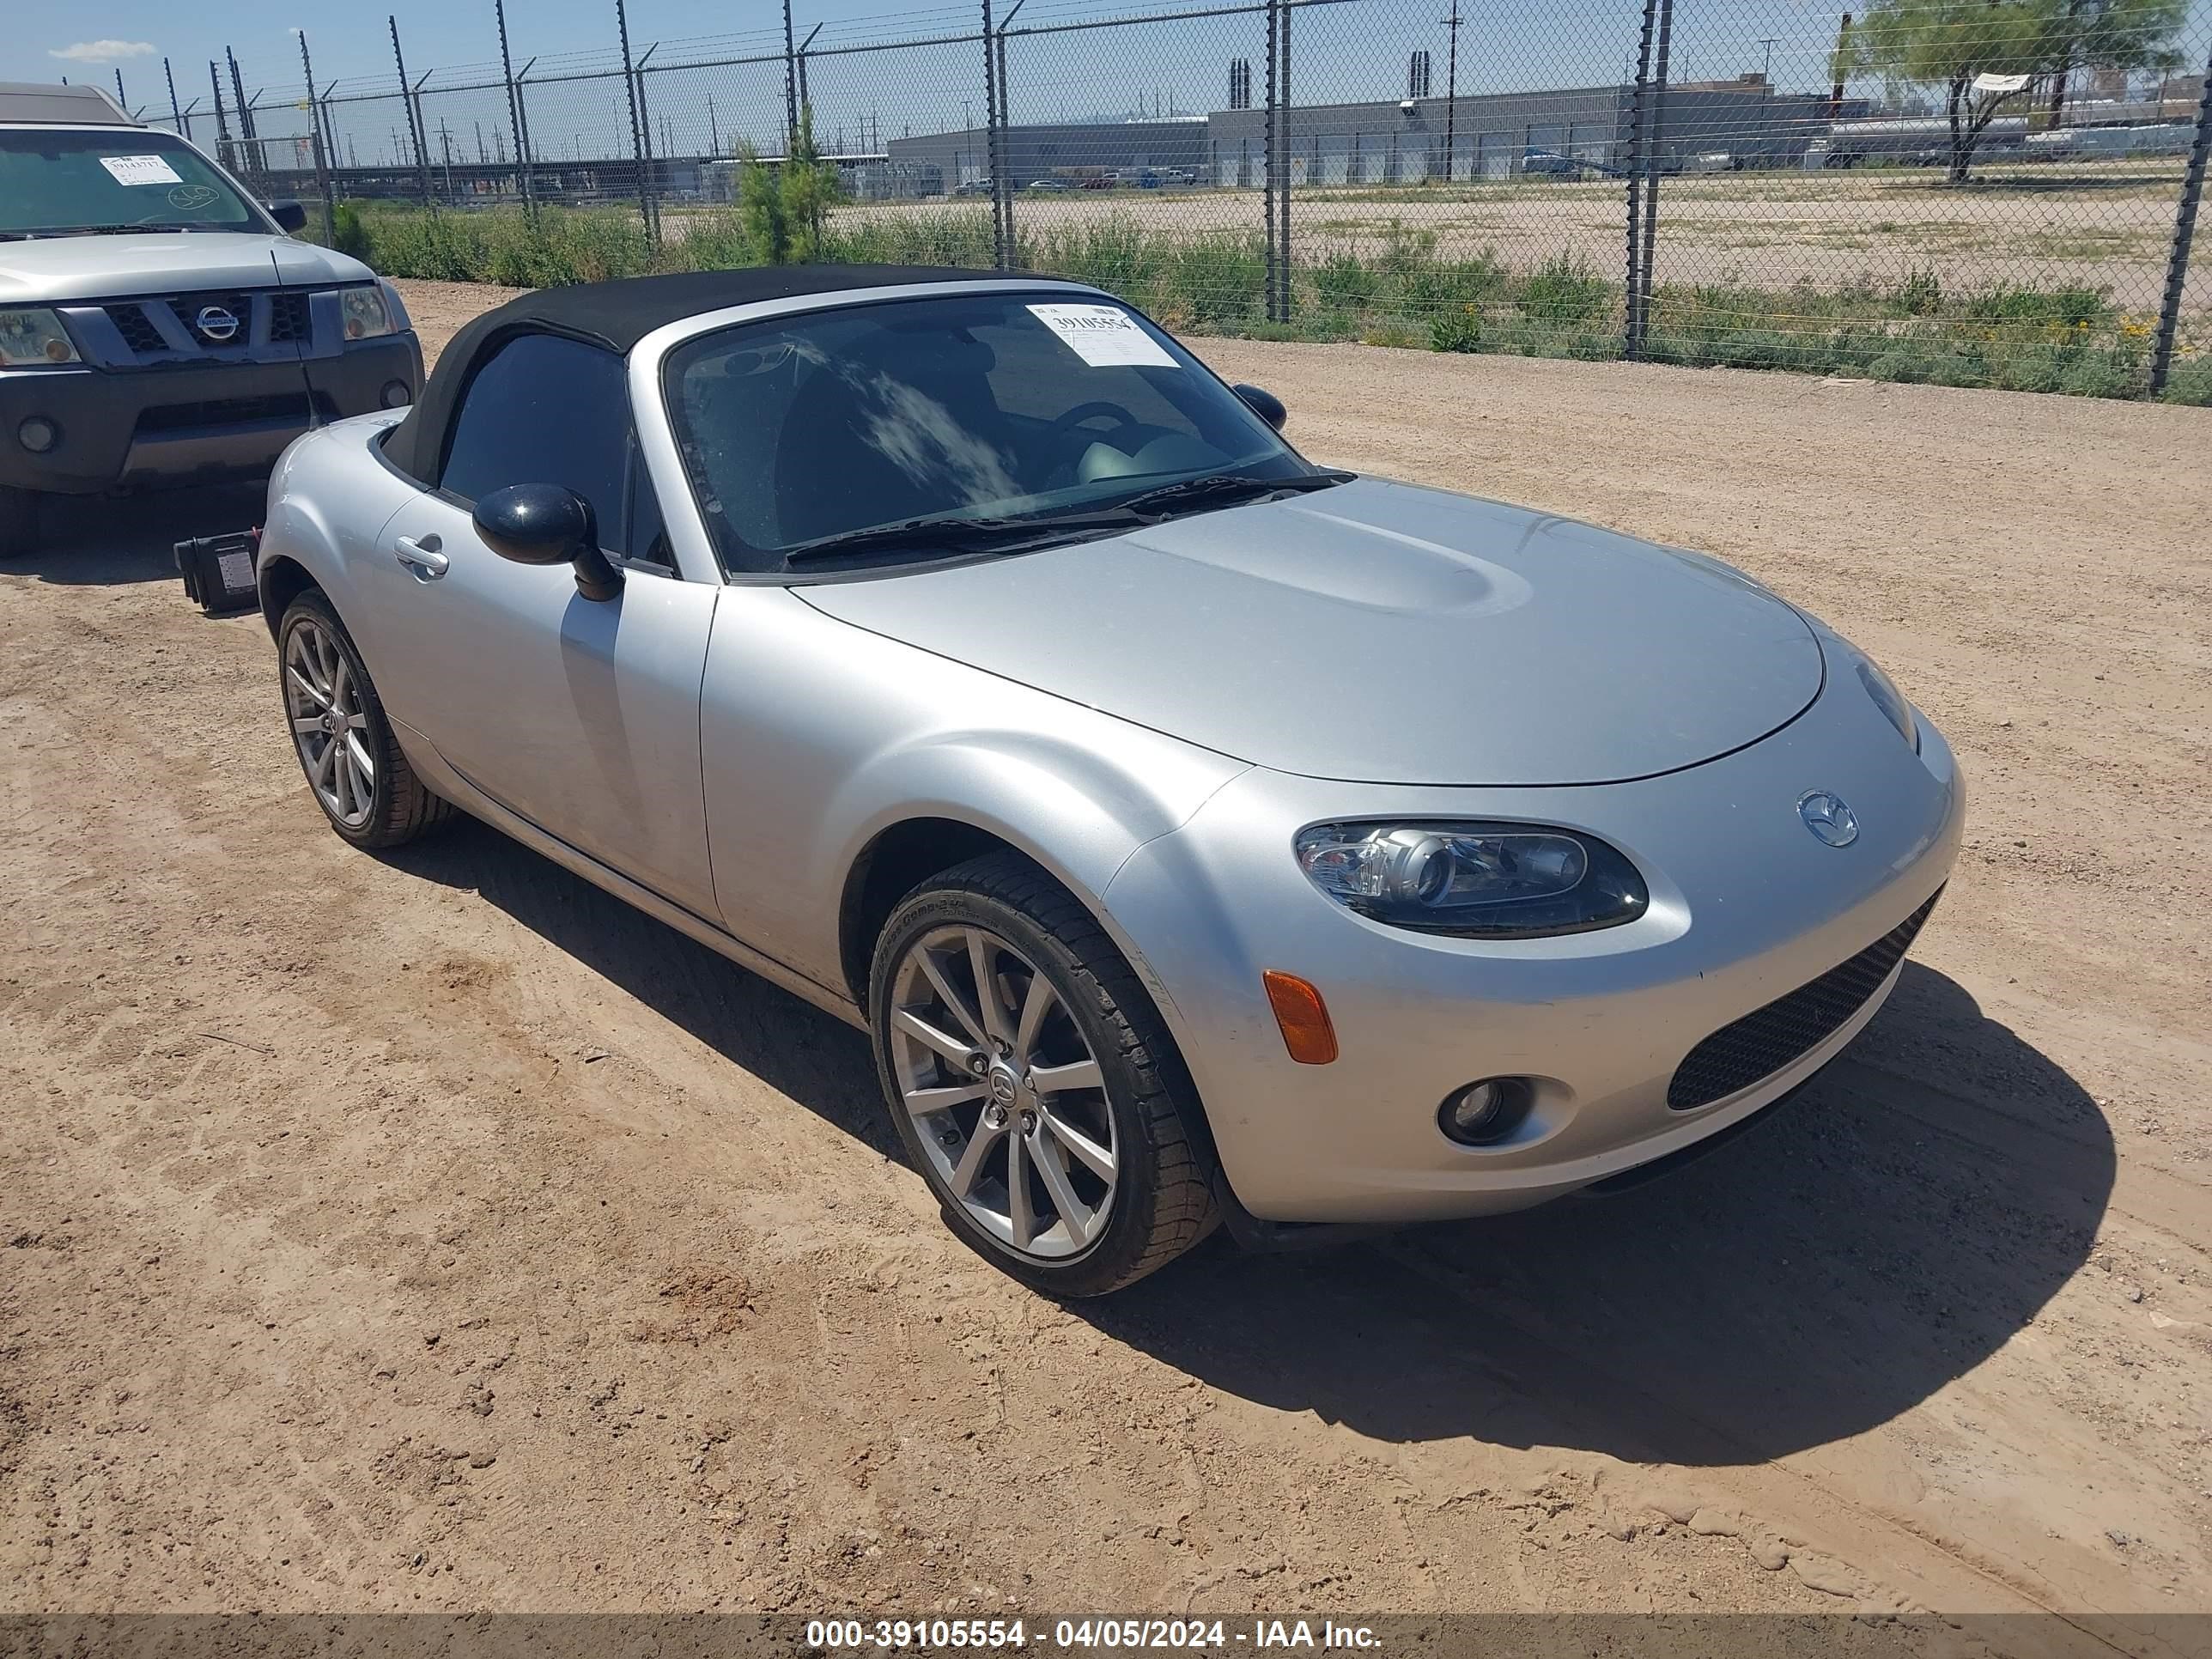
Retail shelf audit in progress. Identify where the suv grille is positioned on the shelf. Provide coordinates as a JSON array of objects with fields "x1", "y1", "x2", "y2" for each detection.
[
  {"x1": 1666, "y1": 889, "x2": 1942, "y2": 1111},
  {"x1": 268, "y1": 291, "x2": 312, "y2": 343},
  {"x1": 97, "y1": 289, "x2": 320, "y2": 360},
  {"x1": 106, "y1": 303, "x2": 169, "y2": 354}
]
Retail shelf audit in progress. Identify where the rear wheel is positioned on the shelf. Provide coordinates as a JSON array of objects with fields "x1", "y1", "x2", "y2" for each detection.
[
  {"x1": 277, "y1": 590, "x2": 452, "y2": 848},
  {"x1": 0, "y1": 487, "x2": 44, "y2": 559},
  {"x1": 869, "y1": 852, "x2": 1217, "y2": 1297}
]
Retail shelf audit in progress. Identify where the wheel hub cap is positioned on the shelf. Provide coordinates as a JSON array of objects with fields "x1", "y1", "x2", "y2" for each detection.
[{"x1": 888, "y1": 924, "x2": 1119, "y2": 1261}]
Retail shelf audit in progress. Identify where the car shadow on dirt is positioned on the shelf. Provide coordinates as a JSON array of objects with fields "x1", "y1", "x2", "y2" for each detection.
[
  {"x1": 10, "y1": 484, "x2": 264, "y2": 586},
  {"x1": 382, "y1": 817, "x2": 2111, "y2": 1465}
]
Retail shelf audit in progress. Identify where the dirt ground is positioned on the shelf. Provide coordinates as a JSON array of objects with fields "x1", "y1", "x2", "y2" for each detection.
[
  {"x1": 823, "y1": 164, "x2": 2194, "y2": 310},
  {"x1": 3, "y1": 278, "x2": 2208, "y2": 1638}
]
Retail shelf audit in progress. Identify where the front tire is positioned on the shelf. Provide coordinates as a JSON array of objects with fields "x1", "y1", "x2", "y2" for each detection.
[
  {"x1": 277, "y1": 589, "x2": 451, "y2": 849},
  {"x1": 869, "y1": 852, "x2": 1218, "y2": 1297}
]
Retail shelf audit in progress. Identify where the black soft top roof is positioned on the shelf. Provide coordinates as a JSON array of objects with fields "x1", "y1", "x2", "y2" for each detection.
[{"x1": 383, "y1": 264, "x2": 1050, "y2": 484}]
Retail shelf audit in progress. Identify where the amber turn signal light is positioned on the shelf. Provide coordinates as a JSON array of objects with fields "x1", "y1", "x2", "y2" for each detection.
[{"x1": 1262, "y1": 969, "x2": 1339, "y2": 1066}]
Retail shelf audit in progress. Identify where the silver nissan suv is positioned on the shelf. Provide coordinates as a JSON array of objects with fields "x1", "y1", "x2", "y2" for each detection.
[{"x1": 0, "y1": 81, "x2": 422, "y2": 556}]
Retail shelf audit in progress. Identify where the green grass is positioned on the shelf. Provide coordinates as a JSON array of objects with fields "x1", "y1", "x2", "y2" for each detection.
[{"x1": 326, "y1": 199, "x2": 2190, "y2": 402}]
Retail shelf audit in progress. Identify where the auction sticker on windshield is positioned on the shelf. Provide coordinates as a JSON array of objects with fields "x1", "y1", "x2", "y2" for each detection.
[
  {"x1": 1028, "y1": 303, "x2": 1176, "y2": 368},
  {"x1": 99, "y1": 155, "x2": 185, "y2": 187}
]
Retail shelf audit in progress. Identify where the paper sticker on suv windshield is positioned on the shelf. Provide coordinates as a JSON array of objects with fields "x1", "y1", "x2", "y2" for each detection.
[
  {"x1": 100, "y1": 155, "x2": 185, "y2": 186},
  {"x1": 1028, "y1": 304, "x2": 1176, "y2": 368}
]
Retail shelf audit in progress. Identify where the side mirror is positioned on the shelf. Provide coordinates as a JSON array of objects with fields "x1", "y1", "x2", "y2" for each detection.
[
  {"x1": 471, "y1": 483, "x2": 624, "y2": 602},
  {"x1": 1233, "y1": 382, "x2": 1286, "y2": 432},
  {"x1": 266, "y1": 199, "x2": 309, "y2": 234}
]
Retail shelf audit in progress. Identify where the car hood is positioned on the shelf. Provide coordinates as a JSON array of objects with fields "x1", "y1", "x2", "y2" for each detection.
[
  {"x1": 795, "y1": 477, "x2": 1825, "y2": 787},
  {"x1": 0, "y1": 233, "x2": 375, "y2": 303}
]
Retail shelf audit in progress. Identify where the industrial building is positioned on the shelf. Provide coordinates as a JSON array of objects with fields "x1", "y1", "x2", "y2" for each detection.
[{"x1": 883, "y1": 74, "x2": 1863, "y2": 193}]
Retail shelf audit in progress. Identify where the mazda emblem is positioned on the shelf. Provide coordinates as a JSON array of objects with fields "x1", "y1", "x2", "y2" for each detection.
[{"x1": 1798, "y1": 791, "x2": 1858, "y2": 848}]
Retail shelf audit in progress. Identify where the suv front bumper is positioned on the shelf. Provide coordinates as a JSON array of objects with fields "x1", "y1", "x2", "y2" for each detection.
[{"x1": 0, "y1": 335, "x2": 421, "y2": 495}]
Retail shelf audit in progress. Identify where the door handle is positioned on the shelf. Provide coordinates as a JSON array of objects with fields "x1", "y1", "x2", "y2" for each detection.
[{"x1": 393, "y1": 534, "x2": 448, "y2": 578}]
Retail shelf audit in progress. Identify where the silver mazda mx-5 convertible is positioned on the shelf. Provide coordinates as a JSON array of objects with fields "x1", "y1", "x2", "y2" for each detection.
[{"x1": 255, "y1": 265, "x2": 1963, "y2": 1295}]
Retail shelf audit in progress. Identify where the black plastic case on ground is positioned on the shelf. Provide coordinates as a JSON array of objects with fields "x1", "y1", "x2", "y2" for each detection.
[{"x1": 173, "y1": 530, "x2": 260, "y2": 616}]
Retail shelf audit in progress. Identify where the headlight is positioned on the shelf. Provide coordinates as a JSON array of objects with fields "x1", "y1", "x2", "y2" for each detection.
[
  {"x1": 1293, "y1": 821, "x2": 1650, "y2": 939},
  {"x1": 1856, "y1": 658, "x2": 1919, "y2": 751},
  {"x1": 0, "y1": 309, "x2": 81, "y2": 367},
  {"x1": 338, "y1": 285, "x2": 398, "y2": 341}
]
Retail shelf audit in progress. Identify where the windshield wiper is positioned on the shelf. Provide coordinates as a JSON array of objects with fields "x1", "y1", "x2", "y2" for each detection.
[
  {"x1": 26, "y1": 224, "x2": 193, "y2": 237},
  {"x1": 1106, "y1": 470, "x2": 1352, "y2": 518},
  {"x1": 782, "y1": 511, "x2": 1133, "y2": 567}
]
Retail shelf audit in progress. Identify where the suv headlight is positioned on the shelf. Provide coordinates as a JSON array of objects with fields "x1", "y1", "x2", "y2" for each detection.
[
  {"x1": 1856, "y1": 657, "x2": 1919, "y2": 752},
  {"x1": 1294, "y1": 821, "x2": 1650, "y2": 938},
  {"x1": 0, "y1": 309, "x2": 81, "y2": 366},
  {"x1": 338, "y1": 284, "x2": 399, "y2": 341}
]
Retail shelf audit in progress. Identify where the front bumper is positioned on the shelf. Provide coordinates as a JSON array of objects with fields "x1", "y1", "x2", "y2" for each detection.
[
  {"x1": 1102, "y1": 657, "x2": 1965, "y2": 1224},
  {"x1": 0, "y1": 335, "x2": 421, "y2": 495}
]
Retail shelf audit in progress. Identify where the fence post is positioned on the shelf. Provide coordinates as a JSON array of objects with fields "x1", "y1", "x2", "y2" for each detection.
[
  {"x1": 981, "y1": 0, "x2": 1007, "y2": 267},
  {"x1": 226, "y1": 52, "x2": 259, "y2": 185},
  {"x1": 781, "y1": 0, "x2": 800, "y2": 154},
  {"x1": 495, "y1": 0, "x2": 537, "y2": 219},
  {"x1": 2149, "y1": 37, "x2": 2212, "y2": 397},
  {"x1": 1623, "y1": 0, "x2": 1659, "y2": 356},
  {"x1": 209, "y1": 62, "x2": 235, "y2": 174},
  {"x1": 1634, "y1": 0, "x2": 1675, "y2": 354},
  {"x1": 1276, "y1": 0, "x2": 1291, "y2": 320},
  {"x1": 162, "y1": 57, "x2": 182, "y2": 135},
  {"x1": 635, "y1": 46, "x2": 662, "y2": 246},
  {"x1": 996, "y1": 0, "x2": 1026, "y2": 266},
  {"x1": 615, "y1": 0, "x2": 653, "y2": 240},
  {"x1": 388, "y1": 18, "x2": 434, "y2": 205},
  {"x1": 297, "y1": 31, "x2": 337, "y2": 240},
  {"x1": 1263, "y1": 0, "x2": 1279, "y2": 321}
]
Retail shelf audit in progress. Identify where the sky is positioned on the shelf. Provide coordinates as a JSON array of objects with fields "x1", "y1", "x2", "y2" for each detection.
[{"x1": 15, "y1": 0, "x2": 2210, "y2": 169}]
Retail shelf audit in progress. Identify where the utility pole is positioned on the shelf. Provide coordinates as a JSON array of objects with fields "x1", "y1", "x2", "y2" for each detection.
[{"x1": 707, "y1": 92, "x2": 719, "y2": 156}]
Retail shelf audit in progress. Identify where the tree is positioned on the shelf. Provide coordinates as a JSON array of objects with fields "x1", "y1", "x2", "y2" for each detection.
[
  {"x1": 1845, "y1": 0, "x2": 2185, "y2": 181},
  {"x1": 735, "y1": 105, "x2": 842, "y2": 265}
]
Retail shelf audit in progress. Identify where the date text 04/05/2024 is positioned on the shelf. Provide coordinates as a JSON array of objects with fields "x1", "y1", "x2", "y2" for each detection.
[{"x1": 804, "y1": 1618, "x2": 1382, "y2": 1650}]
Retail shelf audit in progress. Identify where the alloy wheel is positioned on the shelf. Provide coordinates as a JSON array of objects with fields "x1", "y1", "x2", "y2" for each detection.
[
  {"x1": 888, "y1": 924, "x2": 1118, "y2": 1261},
  {"x1": 283, "y1": 617, "x2": 374, "y2": 830}
]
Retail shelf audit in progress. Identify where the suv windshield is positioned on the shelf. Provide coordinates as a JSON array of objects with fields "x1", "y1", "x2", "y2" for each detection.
[
  {"x1": 0, "y1": 130, "x2": 264, "y2": 237},
  {"x1": 664, "y1": 292, "x2": 1321, "y2": 573}
]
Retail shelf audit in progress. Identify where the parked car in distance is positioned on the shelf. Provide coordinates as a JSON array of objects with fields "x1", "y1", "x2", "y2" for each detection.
[
  {"x1": 0, "y1": 80, "x2": 422, "y2": 557},
  {"x1": 1025, "y1": 178, "x2": 1072, "y2": 192},
  {"x1": 254, "y1": 265, "x2": 1962, "y2": 1296}
]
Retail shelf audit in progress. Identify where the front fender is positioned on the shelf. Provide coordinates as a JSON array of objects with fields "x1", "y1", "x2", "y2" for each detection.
[{"x1": 698, "y1": 586, "x2": 1248, "y2": 1000}]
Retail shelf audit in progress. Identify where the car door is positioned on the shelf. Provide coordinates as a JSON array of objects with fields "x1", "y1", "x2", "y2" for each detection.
[{"x1": 365, "y1": 330, "x2": 720, "y2": 918}]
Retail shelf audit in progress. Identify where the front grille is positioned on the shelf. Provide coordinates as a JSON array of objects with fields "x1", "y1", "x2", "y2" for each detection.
[
  {"x1": 106, "y1": 303, "x2": 168, "y2": 354},
  {"x1": 1667, "y1": 889, "x2": 1942, "y2": 1111},
  {"x1": 267, "y1": 291, "x2": 311, "y2": 343},
  {"x1": 133, "y1": 392, "x2": 325, "y2": 434},
  {"x1": 178, "y1": 291, "x2": 254, "y2": 346}
]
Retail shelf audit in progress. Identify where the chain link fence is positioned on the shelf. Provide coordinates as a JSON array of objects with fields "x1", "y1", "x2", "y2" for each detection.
[{"x1": 158, "y1": 0, "x2": 2212, "y2": 397}]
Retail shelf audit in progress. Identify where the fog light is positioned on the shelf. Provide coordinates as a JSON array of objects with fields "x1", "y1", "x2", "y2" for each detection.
[
  {"x1": 380, "y1": 380, "x2": 413, "y2": 409},
  {"x1": 1438, "y1": 1078, "x2": 1531, "y2": 1146},
  {"x1": 17, "y1": 416, "x2": 57, "y2": 453}
]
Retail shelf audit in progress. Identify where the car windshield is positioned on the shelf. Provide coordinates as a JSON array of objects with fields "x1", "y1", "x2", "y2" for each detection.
[
  {"x1": 664, "y1": 291, "x2": 1318, "y2": 573},
  {"x1": 0, "y1": 131, "x2": 263, "y2": 237}
]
